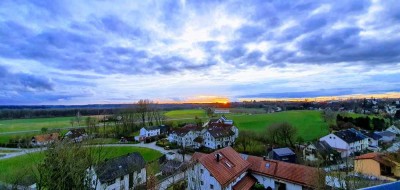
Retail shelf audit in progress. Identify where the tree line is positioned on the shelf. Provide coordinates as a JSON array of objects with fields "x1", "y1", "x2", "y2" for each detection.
[{"x1": 336, "y1": 114, "x2": 387, "y2": 131}]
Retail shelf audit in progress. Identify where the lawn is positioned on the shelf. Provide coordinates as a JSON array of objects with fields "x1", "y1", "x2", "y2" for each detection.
[
  {"x1": 0, "y1": 146, "x2": 162, "y2": 185},
  {"x1": 230, "y1": 110, "x2": 329, "y2": 141},
  {"x1": 164, "y1": 109, "x2": 207, "y2": 119},
  {"x1": 0, "y1": 116, "x2": 84, "y2": 133}
]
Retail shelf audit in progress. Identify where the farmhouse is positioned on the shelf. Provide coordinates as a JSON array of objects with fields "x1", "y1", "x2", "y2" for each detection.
[
  {"x1": 188, "y1": 146, "x2": 321, "y2": 190},
  {"x1": 354, "y1": 152, "x2": 400, "y2": 181},
  {"x1": 319, "y1": 128, "x2": 369, "y2": 158},
  {"x1": 31, "y1": 133, "x2": 59, "y2": 146},
  {"x1": 168, "y1": 124, "x2": 203, "y2": 148},
  {"x1": 64, "y1": 128, "x2": 87, "y2": 143},
  {"x1": 376, "y1": 131, "x2": 396, "y2": 142},
  {"x1": 88, "y1": 152, "x2": 146, "y2": 190}
]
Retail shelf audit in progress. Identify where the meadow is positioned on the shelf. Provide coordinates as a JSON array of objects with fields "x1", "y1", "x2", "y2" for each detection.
[
  {"x1": 0, "y1": 116, "x2": 80, "y2": 133},
  {"x1": 164, "y1": 109, "x2": 206, "y2": 119},
  {"x1": 0, "y1": 146, "x2": 162, "y2": 185},
  {"x1": 229, "y1": 110, "x2": 330, "y2": 141}
]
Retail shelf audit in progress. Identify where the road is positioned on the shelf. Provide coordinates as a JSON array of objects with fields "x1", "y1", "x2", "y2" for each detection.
[{"x1": 0, "y1": 142, "x2": 192, "y2": 162}]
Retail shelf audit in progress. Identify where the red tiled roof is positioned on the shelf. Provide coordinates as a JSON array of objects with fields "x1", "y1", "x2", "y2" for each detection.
[
  {"x1": 171, "y1": 124, "x2": 202, "y2": 136},
  {"x1": 355, "y1": 153, "x2": 397, "y2": 167},
  {"x1": 232, "y1": 174, "x2": 256, "y2": 190},
  {"x1": 247, "y1": 155, "x2": 320, "y2": 188},
  {"x1": 33, "y1": 133, "x2": 59, "y2": 143},
  {"x1": 195, "y1": 147, "x2": 251, "y2": 187}
]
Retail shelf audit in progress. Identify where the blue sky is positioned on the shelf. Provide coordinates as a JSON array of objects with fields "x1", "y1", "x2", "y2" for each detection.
[{"x1": 1, "y1": 0, "x2": 400, "y2": 105}]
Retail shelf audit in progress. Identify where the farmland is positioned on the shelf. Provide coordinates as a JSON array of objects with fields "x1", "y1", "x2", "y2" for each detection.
[
  {"x1": 0, "y1": 117, "x2": 80, "y2": 133},
  {"x1": 0, "y1": 146, "x2": 162, "y2": 185}
]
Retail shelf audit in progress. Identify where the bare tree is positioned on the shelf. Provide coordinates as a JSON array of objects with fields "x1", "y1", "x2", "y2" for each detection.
[{"x1": 236, "y1": 130, "x2": 255, "y2": 152}]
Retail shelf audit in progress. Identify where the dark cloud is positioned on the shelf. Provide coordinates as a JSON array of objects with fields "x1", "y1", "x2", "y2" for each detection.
[{"x1": 0, "y1": 65, "x2": 54, "y2": 92}]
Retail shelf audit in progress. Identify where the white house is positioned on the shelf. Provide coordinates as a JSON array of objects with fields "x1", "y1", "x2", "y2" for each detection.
[
  {"x1": 303, "y1": 141, "x2": 340, "y2": 164},
  {"x1": 189, "y1": 147, "x2": 320, "y2": 190},
  {"x1": 169, "y1": 116, "x2": 238, "y2": 150},
  {"x1": 386, "y1": 125, "x2": 400, "y2": 135},
  {"x1": 64, "y1": 128, "x2": 87, "y2": 143},
  {"x1": 135, "y1": 125, "x2": 168, "y2": 141},
  {"x1": 320, "y1": 129, "x2": 368, "y2": 158},
  {"x1": 88, "y1": 152, "x2": 146, "y2": 190}
]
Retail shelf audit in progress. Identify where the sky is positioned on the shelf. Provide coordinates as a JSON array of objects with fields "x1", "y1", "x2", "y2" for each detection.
[{"x1": 1, "y1": 0, "x2": 400, "y2": 105}]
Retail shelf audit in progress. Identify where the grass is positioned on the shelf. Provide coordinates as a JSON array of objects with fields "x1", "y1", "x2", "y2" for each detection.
[
  {"x1": 229, "y1": 110, "x2": 329, "y2": 141},
  {"x1": 164, "y1": 109, "x2": 207, "y2": 119},
  {"x1": 0, "y1": 149, "x2": 19, "y2": 154},
  {"x1": 0, "y1": 146, "x2": 162, "y2": 185},
  {"x1": 0, "y1": 116, "x2": 85, "y2": 133}
]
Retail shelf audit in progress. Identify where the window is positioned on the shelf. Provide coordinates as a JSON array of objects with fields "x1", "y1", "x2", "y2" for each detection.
[
  {"x1": 200, "y1": 169, "x2": 203, "y2": 174},
  {"x1": 210, "y1": 184, "x2": 214, "y2": 189},
  {"x1": 201, "y1": 181, "x2": 204, "y2": 185},
  {"x1": 192, "y1": 177, "x2": 195, "y2": 181},
  {"x1": 120, "y1": 176, "x2": 124, "y2": 181}
]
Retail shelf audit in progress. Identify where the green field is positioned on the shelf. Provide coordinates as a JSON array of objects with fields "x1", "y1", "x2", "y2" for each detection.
[
  {"x1": 164, "y1": 109, "x2": 206, "y2": 119},
  {"x1": 0, "y1": 117, "x2": 81, "y2": 133},
  {"x1": 230, "y1": 110, "x2": 329, "y2": 141},
  {"x1": 0, "y1": 146, "x2": 162, "y2": 185}
]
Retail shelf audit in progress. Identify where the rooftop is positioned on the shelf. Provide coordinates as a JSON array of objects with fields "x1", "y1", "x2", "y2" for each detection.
[{"x1": 272, "y1": 147, "x2": 295, "y2": 156}]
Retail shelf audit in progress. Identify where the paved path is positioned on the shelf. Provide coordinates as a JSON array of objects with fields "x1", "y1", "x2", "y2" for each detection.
[{"x1": 0, "y1": 142, "x2": 192, "y2": 162}]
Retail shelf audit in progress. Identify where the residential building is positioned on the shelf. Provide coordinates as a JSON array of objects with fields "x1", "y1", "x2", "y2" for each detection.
[
  {"x1": 376, "y1": 131, "x2": 396, "y2": 142},
  {"x1": 88, "y1": 152, "x2": 146, "y2": 190},
  {"x1": 319, "y1": 128, "x2": 369, "y2": 157},
  {"x1": 169, "y1": 116, "x2": 238, "y2": 150},
  {"x1": 31, "y1": 133, "x2": 59, "y2": 146},
  {"x1": 135, "y1": 125, "x2": 168, "y2": 141},
  {"x1": 189, "y1": 147, "x2": 321, "y2": 190},
  {"x1": 214, "y1": 109, "x2": 230, "y2": 114},
  {"x1": 354, "y1": 152, "x2": 400, "y2": 181},
  {"x1": 64, "y1": 128, "x2": 87, "y2": 143},
  {"x1": 361, "y1": 131, "x2": 382, "y2": 151},
  {"x1": 269, "y1": 147, "x2": 296, "y2": 163},
  {"x1": 303, "y1": 141, "x2": 340, "y2": 164},
  {"x1": 246, "y1": 155, "x2": 320, "y2": 190},
  {"x1": 386, "y1": 125, "x2": 400, "y2": 135},
  {"x1": 188, "y1": 147, "x2": 252, "y2": 190}
]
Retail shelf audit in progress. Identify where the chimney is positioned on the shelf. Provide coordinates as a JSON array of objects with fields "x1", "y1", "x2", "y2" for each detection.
[
  {"x1": 263, "y1": 156, "x2": 267, "y2": 161},
  {"x1": 216, "y1": 153, "x2": 220, "y2": 162}
]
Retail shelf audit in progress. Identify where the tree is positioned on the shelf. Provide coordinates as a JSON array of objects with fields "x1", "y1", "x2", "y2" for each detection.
[
  {"x1": 35, "y1": 141, "x2": 105, "y2": 190},
  {"x1": 136, "y1": 99, "x2": 152, "y2": 127},
  {"x1": 41, "y1": 127, "x2": 48, "y2": 134},
  {"x1": 277, "y1": 122, "x2": 297, "y2": 147},
  {"x1": 85, "y1": 117, "x2": 98, "y2": 135},
  {"x1": 206, "y1": 107, "x2": 213, "y2": 118},
  {"x1": 236, "y1": 130, "x2": 255, "y2": 152},
  {"x1": 75, "y1": 111, "x2": 82, "y2": 126}
]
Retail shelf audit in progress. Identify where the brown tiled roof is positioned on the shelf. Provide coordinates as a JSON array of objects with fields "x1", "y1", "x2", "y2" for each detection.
[
  {"x1": 207, "y1": 127, "x2": 235, "y2": 138},
  {"x1": 247, "y1": 155, "x2": 320, "y2": 188},
  {"x1": 33, "y1": 133, "x2": 59, "y2": 143},
  {"x1": 195, "y1": 147, "x2": 251, "y2": 187},
  {"x1": 232, "y1": 174, "x2": 256, "y2": 190},
  {"x1": 355, "y1": 153, "x2": 397, "y2": 167},
  {"x1": 171, "y1": 124, "x2": 202, "y2": 136}
]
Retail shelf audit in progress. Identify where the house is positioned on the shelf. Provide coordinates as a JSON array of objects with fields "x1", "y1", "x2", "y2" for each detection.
[
  {"x1": 361, "y1": 131, "x2": 382, "y2": 151},
  {"x1": 246, "y1": 155, "x2": 320, "y2": 190},
  {"x1": 386, "y1": 125, "x2": 400, "y2": 135},
  {"x1": 319, "y1": 128, "x2": 369, "y2": 158},
  {"x1": 188, "y1": 146, "x2": 252, "y2": 190},
  {"x1": 168, "y1": 116, "x2": 238, "y2": 150},
  {"x1": 168, "y1": 124, "x2": 203, "y2": 148},
  {"x1": 31, "y1": 133, "x2": 59, "y2": 146},
  {"x1": 354, "y1": 152, "x2": 400, "y2": 181},
  {"x1": 188, "y1": 146, "x2": 321, "y2": 190},
  {"x1": 88, "y1": 152, "x2": 146, "y2": 190},
  {"x1": 303, "y1": 141, "x2": 340, "y2": 164},
  {"x1": 135, "y1": 125, "x2": 168, "y2": 141},
  {"x1": 269, "y1": 148, "x2": 296, "y2": 163},
  {"x1": 214, "y1": 109, "x2": 230, "y2": 114},
  {"x1": 376, "y1": 131, "x2": 396, "y2": 143},
  {"x1": 64, "y1": 128, "x2": 87, "y2": 143}
]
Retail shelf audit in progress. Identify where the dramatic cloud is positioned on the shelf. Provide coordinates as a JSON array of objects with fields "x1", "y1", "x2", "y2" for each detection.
[{"x1": 0, "y1": 0, "x2": 400, "y2": 104}]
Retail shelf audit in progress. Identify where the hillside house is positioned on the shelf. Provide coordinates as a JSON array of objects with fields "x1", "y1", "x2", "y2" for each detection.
[
  {"x1": 269, "y1": 148, "x2": 296, "y2": 163},
  {"x1": 362, "y1": 131, "x2": 382, "y2": 151},
  {"x1": 303, "y1": 141, "x2": 340, "y2": 164},
  {"x1": 188, "y1": 146, "x2": 321, "y2": 190},
  {"x1": 31, "y1": 133, "x2": 59, "y2": 146},
  {"x1": 320, "y1": 128, "x2": 369, "y2": 158},
  {"x1": 168, "y1": 124, "x2": 203, "y2": 148},
  {"x1": 354, "y1": 152, "x2": 400, "y2": 181},
  {"x1": 64, "y1": 128, "x2": 87, "y2": 143},
  {"x1": 88, "y1": 152, "x2": 146, "y2": 190}
]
